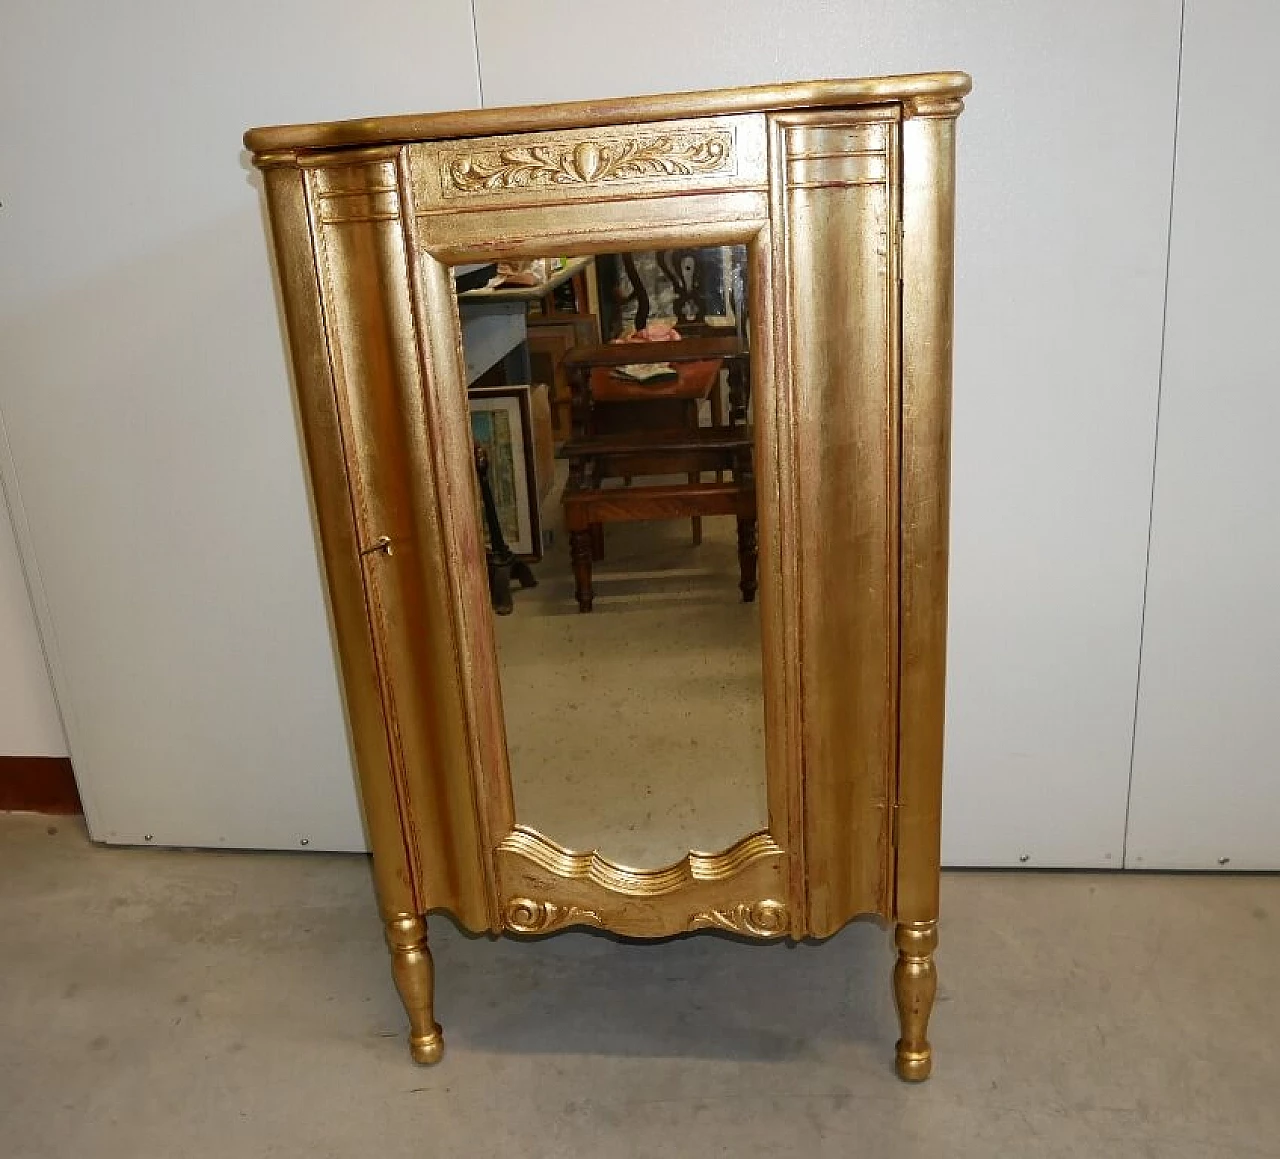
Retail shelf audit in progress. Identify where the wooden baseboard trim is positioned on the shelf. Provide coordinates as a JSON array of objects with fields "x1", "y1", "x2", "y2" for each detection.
[{"x1": 0, "y1": 756, "x2": 82, "y2": 815}]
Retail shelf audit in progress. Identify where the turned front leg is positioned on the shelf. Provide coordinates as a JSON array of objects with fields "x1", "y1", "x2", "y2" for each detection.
[
  {"x1": 893, "y1": 919, "x2": 937, "y2": 1081},
  {"x1": 385, "y1": 914, "x2": 444, "y2": 1065}
]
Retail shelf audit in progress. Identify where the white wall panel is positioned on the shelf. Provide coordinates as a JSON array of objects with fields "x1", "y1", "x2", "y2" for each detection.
[
  {"x1": 0, "y1": 468, "x2": 64, "y2": 757},
  {"x1": 0, "y1": 0, "x2": 480, "y2": 847},
  {"x1": 1127, "y1": 0, "x2": 1280, "y2": 870},
  {"x1": 474, "y1": 0, "x2": 1183, "y2": 866}
]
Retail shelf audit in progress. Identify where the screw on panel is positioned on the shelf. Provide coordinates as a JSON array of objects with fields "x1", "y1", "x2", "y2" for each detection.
[
  {"x1": 1218, "y1": 857, "x2": 1231, "y2": 866},
  {"x1": 1018, "y1": 854, "x2": 1030, "y2": 864},
  {"x1": 300, "y1": 838, "x2": 310, "y2": 847},
  {"x1": 144, "y1": 834, "x2": 154, "y2": 842}
]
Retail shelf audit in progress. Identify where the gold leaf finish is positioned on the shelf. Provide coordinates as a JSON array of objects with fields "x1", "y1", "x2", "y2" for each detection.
[
  {"x1": 498, "y1": 826, "x2": 785, "y2": 896},
  {"x1": 245, "y1": 73, "x2": 965, "y2": 1078},
  {"x1": 894, "y1": 920, "x2": 939, "y2": 1081},
  {"x1": 243, "y1": 74, "x2": 970, "y2": 153},
  {"x1": 689, "y1": 900, "x2": 789, "y2": 937},
  {"x1": 384, "y1": 914, "x2": 444, "y2": 1064},
  {"x1": 503, "y1": 898, "x2": 604, "y2": 934},
  {"x1": 777, "y1": 110, "x2": 900, "y2": 933},
  {"x1": 443, "y1": 130, "x2": 733, "y2": 195},
  {"x1": 496, "y1": 828, "x2": 789, "y2": 940}
]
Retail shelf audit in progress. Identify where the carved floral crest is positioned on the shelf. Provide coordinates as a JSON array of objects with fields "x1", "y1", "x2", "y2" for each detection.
[{"x1": 443, "y1": 130, "x2": 734, "y2": 195}]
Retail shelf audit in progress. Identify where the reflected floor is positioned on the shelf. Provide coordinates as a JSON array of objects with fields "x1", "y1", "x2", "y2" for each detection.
[{"x1": 493, "y1": 475, "x2": 767, "y2": 869}]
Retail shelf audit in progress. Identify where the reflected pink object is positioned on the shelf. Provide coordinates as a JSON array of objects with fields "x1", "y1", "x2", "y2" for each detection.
[{"x1": 613, "y1": 322, "x2": 682, "y2": 344}]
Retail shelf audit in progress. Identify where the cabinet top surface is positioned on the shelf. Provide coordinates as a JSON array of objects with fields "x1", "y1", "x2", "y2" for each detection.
[{"x1": 244, "y1": 72, "x2": 970, "y2": 158}]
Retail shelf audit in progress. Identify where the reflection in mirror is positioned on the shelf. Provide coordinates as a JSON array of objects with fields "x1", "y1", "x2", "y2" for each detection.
[{"x1": 457, "y1": 245, "x2": 766, "y2": 869}]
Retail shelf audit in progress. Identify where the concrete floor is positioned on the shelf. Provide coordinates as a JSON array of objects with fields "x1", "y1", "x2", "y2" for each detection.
[{"x1": 2, "y1": 814, "x2": 1278, "y2": 1158}]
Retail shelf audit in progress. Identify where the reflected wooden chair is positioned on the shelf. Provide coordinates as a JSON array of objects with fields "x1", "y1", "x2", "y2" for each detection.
[{"x1": 560, "y1": 337, "x2": 756, "y2": 612}]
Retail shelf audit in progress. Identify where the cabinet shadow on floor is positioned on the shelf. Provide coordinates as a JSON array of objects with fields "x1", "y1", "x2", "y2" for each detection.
[{"x1": 427, "y1": 914, "x2": 894, "y2": 1061}]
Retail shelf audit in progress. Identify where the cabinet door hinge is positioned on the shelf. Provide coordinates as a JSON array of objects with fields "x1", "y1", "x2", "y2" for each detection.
[{"x1": 893, "y1": 217, "x2": 905, "y2": 285}]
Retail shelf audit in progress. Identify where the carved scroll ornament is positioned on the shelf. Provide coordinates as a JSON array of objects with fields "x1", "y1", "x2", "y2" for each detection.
[
  {"x1": 503, "y1": 897, "x2": 604, "y2": 934},
  {"x1": 689, "y1": 899, "x2": 789, "y2": 937}
]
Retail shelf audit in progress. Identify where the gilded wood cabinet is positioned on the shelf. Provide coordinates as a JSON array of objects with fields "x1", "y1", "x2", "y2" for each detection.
[{"x1": 246, "y1": 72, "x2": 967, "y2": 1081}]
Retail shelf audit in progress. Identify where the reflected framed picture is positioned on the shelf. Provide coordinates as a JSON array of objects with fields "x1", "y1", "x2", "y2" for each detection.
[{"x1": 468, "y1": 384, "x2": 542, "y2": 561}]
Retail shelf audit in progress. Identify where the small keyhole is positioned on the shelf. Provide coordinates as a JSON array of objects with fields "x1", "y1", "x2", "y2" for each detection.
[{"x1": 360, "y1": 535, "x2": 393, "y2": 558}]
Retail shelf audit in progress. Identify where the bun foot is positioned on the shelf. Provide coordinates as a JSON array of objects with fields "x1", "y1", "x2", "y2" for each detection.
[
  {"x1": 894, "y1": 1043, "x2": 932, "y2": 1082},
  {"x1": 410, "y1": 1028, "x2": 445, "y2": 1065}
]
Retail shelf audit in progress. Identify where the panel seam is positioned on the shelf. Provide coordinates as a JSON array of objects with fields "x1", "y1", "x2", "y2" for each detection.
[
  {"x1": 1123, "y1": 0, "x2": 1187, "y2": 868},
  {"x1": 468, "y1": 0, "x2": 486, "y2": 107}
]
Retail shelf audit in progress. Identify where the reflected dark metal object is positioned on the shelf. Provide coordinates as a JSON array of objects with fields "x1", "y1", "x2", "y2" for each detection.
[{"x1": 474, "y1": 443, "x2": 536, "y2": 615}]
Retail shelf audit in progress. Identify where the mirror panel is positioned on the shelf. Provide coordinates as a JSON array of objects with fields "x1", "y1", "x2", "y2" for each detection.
[{"x1": 458, "y1": 245, "x2": 766, "y2": 868}]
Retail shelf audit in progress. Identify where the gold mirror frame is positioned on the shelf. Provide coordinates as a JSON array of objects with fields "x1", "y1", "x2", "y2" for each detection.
[{"x1": 247, "y1": 72, "x2": 968, "y2": 1080}]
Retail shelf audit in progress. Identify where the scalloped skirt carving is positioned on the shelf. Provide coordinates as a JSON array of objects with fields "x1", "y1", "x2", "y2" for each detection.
[{"x1": 496, "y1": 826, "x2": 790, "y2": 939}]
